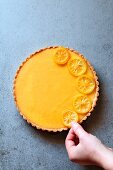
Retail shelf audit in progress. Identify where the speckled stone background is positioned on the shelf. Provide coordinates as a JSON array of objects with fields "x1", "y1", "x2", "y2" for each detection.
[{"x1": 0, "y1": 0, "x2": 113, "y2": 170}]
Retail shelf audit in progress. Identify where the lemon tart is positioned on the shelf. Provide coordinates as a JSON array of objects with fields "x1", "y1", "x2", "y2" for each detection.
[{"x1": 13, "y1": 46, "x2": 99, "y2": 132}]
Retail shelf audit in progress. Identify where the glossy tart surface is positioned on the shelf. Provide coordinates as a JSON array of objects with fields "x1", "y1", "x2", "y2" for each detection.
[{"x1": 14, "y1": 46, "x2": 99, "y2": 131}]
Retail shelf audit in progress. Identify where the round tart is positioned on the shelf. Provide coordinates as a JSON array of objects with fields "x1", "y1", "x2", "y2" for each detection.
[{"x1": 13, "y1": 46, "x2": 99, "y2": 132}]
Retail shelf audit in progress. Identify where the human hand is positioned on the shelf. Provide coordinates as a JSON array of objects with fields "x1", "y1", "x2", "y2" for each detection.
[{"x1": 65, "y1": 122, "x2": 113, "y2": 169}]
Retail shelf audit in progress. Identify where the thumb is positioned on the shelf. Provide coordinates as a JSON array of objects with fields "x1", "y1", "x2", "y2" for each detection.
[{"x1": 71, "y1": 122, "x2": 88, "y2": 139}]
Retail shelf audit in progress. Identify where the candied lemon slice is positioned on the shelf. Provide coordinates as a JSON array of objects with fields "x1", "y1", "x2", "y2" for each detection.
[
  {"x1": 68, "y1": 58, "x2": 87, "y2": 76},
  {"x1": 54, "y1": 47, "x2": 70, "y2": 65},
  {"x1": 63, "y1": 110, "x2": 78, "y2": 128},
  {"x1": 77, "y1": 75, "x2": 95, "y2": 94},
  {"x1": 73, "y1": 95, "x2": 92, "y2": 114}
]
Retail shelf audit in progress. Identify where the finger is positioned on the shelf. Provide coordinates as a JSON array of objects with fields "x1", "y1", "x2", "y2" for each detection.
[
  {"x1": 65, "y1": 128, "x2": 76, "y2": 151},
  {"x1": 71, "y1": 122, "x2": 88, "y2": 139},
  {"x1": 66, "y1": 128, "x2": 79, "y2": 146},
  {"x1": 66, "y1": 128, "x2": 76, "y2": 140}
]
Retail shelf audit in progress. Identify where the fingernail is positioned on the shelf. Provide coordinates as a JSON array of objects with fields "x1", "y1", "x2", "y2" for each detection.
[{"x1": 71, "y1": 122, "x2": 78, "y2": 127}]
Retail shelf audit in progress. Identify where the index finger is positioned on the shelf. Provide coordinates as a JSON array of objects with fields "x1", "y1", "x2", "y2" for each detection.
[{"x1": 65, "y1": 128, "x2": 76, "y2": 151}]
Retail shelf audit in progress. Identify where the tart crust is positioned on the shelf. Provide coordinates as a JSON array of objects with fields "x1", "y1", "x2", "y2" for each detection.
[{"x1": 13, "y1": 46, "x2": 99, "y2": 132}]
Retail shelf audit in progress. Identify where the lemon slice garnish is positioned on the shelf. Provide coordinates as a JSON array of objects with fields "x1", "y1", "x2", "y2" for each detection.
[
  {"x1": 54, "y1": 47, "x2": 70, "y2": 65},
  {"x1": 68, "y1": 58, "x2": 87, "y2": 76},
  {"x1": 63, "y1": 110, "x2": 78, "y2": 128},
  {"x1": 77, "y1": 75, "x2": 95, "y2": 94},
  {"x1": 73, "y1": 95, "x2": 92, "y2": 114}
]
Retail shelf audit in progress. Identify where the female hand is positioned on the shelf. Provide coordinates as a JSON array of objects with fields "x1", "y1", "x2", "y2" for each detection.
[{"x1": 65, "y1": 122, "x2": 113, "y2": 169}]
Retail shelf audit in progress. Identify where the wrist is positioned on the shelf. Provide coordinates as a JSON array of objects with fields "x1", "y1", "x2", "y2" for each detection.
[{"x1": 97, "y1": 147, "x2": 113, "y2": 170}]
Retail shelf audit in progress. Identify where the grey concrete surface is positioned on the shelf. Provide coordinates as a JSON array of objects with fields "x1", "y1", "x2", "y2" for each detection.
[{"x1": 0, "y1": 0, "x2": 113, "y2": 169}]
